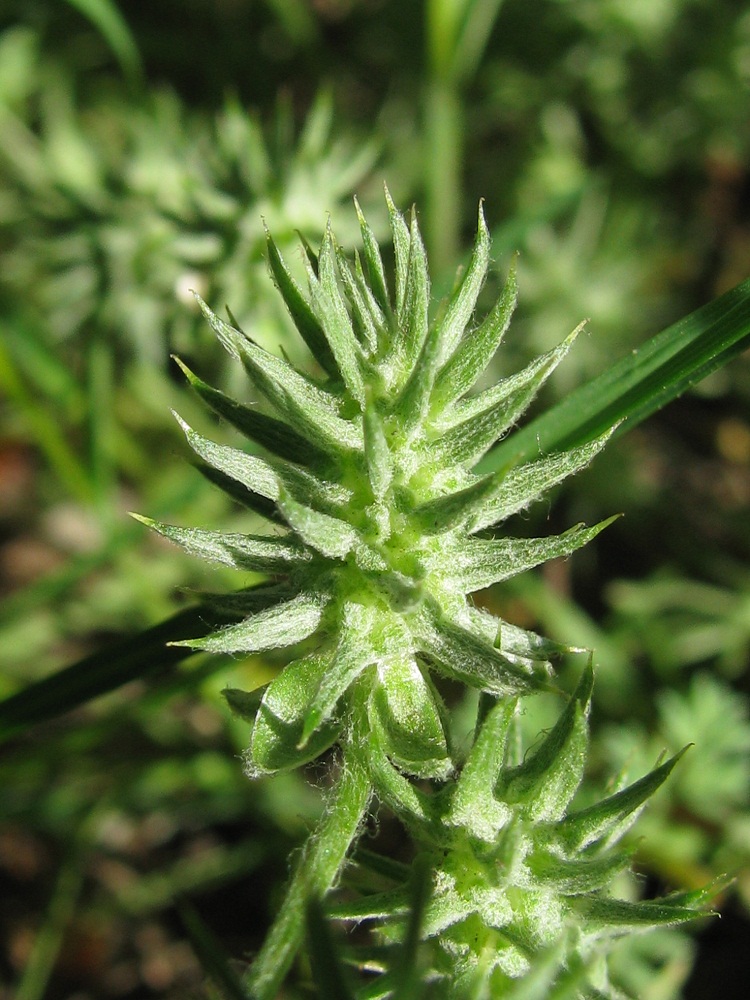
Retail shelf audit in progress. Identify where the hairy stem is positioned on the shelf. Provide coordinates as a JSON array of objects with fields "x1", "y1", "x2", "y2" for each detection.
[{"x1": 244, "y1": 749, "x2": 373, "y2": 999}]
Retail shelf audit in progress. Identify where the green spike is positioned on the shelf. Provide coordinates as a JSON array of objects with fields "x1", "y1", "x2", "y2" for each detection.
[
  {"x1": 432, "y1": 254, "x2": 518, "y2": 407},
  {"x1": 449, "y1": 517, "x2": 620, "y2": 592},
  {"x1": 265, "y1": 226, "x2": 339, "y2": 377},
  {"x1": 173, "y1": 356, "x2": 327, "y2": 467},
  {"x1": 354, "y1": 195, "x2": 390, "y2": 314},
  {"x1": 175, "y1": 592, "x2": 327, "y2": 654}
]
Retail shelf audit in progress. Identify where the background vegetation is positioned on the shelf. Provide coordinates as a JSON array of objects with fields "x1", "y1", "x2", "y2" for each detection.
[{"x1": 0, "y1": 1, "x2": 748, "y2": 997}]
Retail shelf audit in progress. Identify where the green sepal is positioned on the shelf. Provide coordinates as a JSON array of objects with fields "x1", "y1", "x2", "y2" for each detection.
[
  {"x1": 433, "y1": 253, "x2": 518, "y2": 407},
  {"x1": 264, "y1": 226, "x2": 339, "y2": 377},
  {"x1": 526, "y1": 846, "x2": 633, "y2": 894},
  {"x1": 500, "y1": 661, "x2": 594, "y2": 821},
  {"x1": 449, "y1": 517, "x2": 620, "y2": 591},
  {"x1": 174, "y1": 592, "x2": 327, "y2": 654},
  {"x1": 556, "y1": 747, "x2": 690, "y2": 852},
  {"x1": 414, "y1": 605, "x2": 549, "y2": 697},
  {"x1": 300, "y1": 602, "x2": 377, "y2": 745},
  {"x1": 364, "y1": 731, "x2": 440, "y2": 830},
  {"x1": 222, "y1": 685, "x2": 265, "y2": 722},
  {"x1": 397, "y1": 208, "x2": 431, "y2": 377},
  {"x1": 130, "y1": 514, "x2": 311, "y2": 574},
  {"x1": 472, "y1": 431, "x2": 615, "y2": 531},
  {"x1": 173, "y1": 356, "x2": 325, "y2": 468},
  {"x1": 433, "y1": 202, "x2": 491, "y2": 369},
  {"x1": 385, "y1": 185, "x2": 411, "y2": 321},
  {"x1": 310, "y1": 222, "x2": 366, "y2": 405},
  {"x1": 245, "y1": 654, "x2": 342, "y2": 777},
  {"x1": 370, "y1": 657, "x2": 452, "y2": 779},
  {"x1": 430, "y1": 331, "x2": 579, "y2": 467},
  {"x1": 354, "y1": 195, "x2": 390, "y2": 315},
  {"x1": 574, "y1": 896, "x2": 703, "y2": 933},
  {"x1": 195, "y1": 295, "x2": 361, "y2": 457},
  {"x1": 448, "y1": 698, "x2": 515, "y2": 840},
  {"x1": 278, "y1": 491, "x2": 360, "y2": 560}
]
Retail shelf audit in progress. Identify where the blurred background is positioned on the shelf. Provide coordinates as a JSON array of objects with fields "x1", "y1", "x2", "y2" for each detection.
[{"x1": 0, "y1": 1, "x2": 749, "y2": 997}]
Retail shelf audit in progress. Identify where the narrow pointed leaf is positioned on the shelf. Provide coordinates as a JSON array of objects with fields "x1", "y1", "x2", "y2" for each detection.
[
  {"x1": 434, "y1": 201, "x2": 491, "y2": 367},
  {"x1": 472, "y1": 432, "x2": 614, "y2": 532},
  {"x1": 355, "y1": 195, "x2": 390, "y2": 314},
  {"x1": 301, "y1": 604, "x2": 377, "y2": 743},
  {"x1": 527, "y1": 848, "x2": 632, "y2": 894},
  {"x1": 385, "y1": 185, "x2": 411, "y2": 319},
  {"x1": 279, "y1": 492, "x2": 360, "y2": 559},
  {"x1": 174, "y1": 357, "x2": 325, "y2": 467},
  {"x1": 415, "y1": 605, "x2": 548, "y2": 696},
  {"x1": 312, "y1": 224, "x2": 366, "y2": 404},
  {"x1": 0, "y1": 602, "x2": 238, "y2": 741},
  {"x1": 196, "y1": 296, "x2": 361, "y2": 456},
  {"x1": 433, "y1": 254, "x2": 518, "y2": 406},
  {"x1": 194, "y1": 463, "x2": 281, "y2": 522},
  {"x1": 449, "y1": 699, "x2": 515, "y2": 840},
  {"x1": 177, "y1": 592, "x2": 327, "y2": 654},
  {"x1": 557, "y1": 748, "x2": 690, "y2": 852},
  {"x1": 265, "y1": 227, "x2": 339, "y2": 377},
  {"x1": 247, "y1": 653, "x2": 341, "y2": 776},
  {"x1": 412, "y1": 466, "x2": 511, "y2": 536},
  {"x1": 576, "y1": 896, "x2": 703, "y2": 932},
  {"x1": 501, "y1": 662, "x2": 594, "y2": 821},
  {"x1": 173, "y1": 412, "x2": 279, "y2": 500},
  {"x1": 363, "y1": 401, "x2": 393, "y2": 498},
  {"x1": 430, "y1": 331, "x2": 579, "y2": 467},
  {"x1": 398, "y1": 210, "x2": 430, "y2": 370},
  {"x1": 449, "y1": 517, "x2": 619, "y2": 591},
  {"x1": 131, "y1": 515, "x2": 310, "y2": 574},
  {"x1": 337, "y1": 248, "x2": 379, "y2": 352}
]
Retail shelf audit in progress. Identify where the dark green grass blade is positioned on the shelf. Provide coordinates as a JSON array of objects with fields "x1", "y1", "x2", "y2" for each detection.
[
  {"x1": 480, "y1": 278, "x2": 750, "y2": 471},
  {"x1": 0, "y1": 603, "x2": 237, "y2": 742},
  {"x1": 177, "y1": 900, "x2": 249, "y2": 1000},
  {"x1": 305, "y1": 896, "x2": 356, "y2": 1000}
]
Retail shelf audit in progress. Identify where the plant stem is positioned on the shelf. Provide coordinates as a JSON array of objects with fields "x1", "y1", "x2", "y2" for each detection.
[
  {"x1": 424, "y1": 76, "x2": 462, "y2": 278},
  {"x1": 244, "y1": 749, "x2": 372, "y2": 1000}
]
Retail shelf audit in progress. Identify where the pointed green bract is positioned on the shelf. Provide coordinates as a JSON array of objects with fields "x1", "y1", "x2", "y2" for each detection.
[{"x1": 265, "y1": 227, "x2": 339, "y2": 377}]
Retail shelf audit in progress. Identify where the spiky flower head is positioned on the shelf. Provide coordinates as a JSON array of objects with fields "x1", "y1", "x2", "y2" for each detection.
[
  {"x1": 337, "y1": 663, "x2": 707, "y2": 997},
  {"x1": 137, "y1": 189, "x2": 615, "y2": 781}
]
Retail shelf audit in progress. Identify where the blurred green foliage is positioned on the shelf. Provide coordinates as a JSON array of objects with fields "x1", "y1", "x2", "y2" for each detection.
[{"x1": 0, "y1": 1, "x2": 748, "y2": 997}]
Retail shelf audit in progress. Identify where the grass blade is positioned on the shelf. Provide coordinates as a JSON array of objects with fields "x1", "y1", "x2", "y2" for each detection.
[
  {"x1": 0, "y1": 603, "x2": 234, "y2": 742},
  {"x1": 479, "y1": 278, "x2": 750, "y2": 471},
  {"x1": 178, "y1": 900, "x2": 248, "y2": 1000}
]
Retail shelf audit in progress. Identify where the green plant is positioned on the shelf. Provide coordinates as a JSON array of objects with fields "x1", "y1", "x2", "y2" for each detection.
[{"x1": 134, "y1": 192, "x2": 714, "y2": 997}]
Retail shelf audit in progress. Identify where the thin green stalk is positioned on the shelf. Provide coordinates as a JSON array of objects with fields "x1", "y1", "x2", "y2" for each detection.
[
  {"x1": 15, "y1": 854, "x2": 83, "y2": 1000},
  {"x1": 244, "y1": 750, "x2": 372, "y2": 1000},
  {"x1": 424, "y1": 78, "x2": 462, "y2": 277}
]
